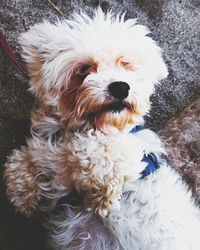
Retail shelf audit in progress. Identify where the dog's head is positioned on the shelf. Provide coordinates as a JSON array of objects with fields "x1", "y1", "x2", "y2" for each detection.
[{"x1": 20, "y1": 9, "x2": 168, "y2": 131}]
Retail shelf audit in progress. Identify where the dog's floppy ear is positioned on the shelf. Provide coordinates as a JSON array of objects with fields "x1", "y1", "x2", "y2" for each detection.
[
  {"x1": 19, "y1": 22, "x2": 50, "y2": 76},
  {"x1": 19, "y1": 21, "x2": 67, "y2": 97},
  {"x1": 151, "y1": 45, "x2": 168, "y2": 83},
  {"x1": 127, "y1": 23, "x2": 168, "y2": 85}
]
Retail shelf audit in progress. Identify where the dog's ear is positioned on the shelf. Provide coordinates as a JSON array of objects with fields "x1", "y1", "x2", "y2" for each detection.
[
  {"x1": 150, "y1": 44, "x2": 168, "y2": 83},
  {"x1": 19, "y1": 22, "x2": 51, "y2": 79},
  {"x1": 139, "y1": 35, "x2": 169, "y2": 88},
  {"x1": 127, "y1": 23, "x2": 168, "y2": 86},
  {"x1": 143, "y1": 33, "x2": 168, "y2": 84},
  {"x1": 19, "y1": 21, "x2": 68, "y2": 97}
]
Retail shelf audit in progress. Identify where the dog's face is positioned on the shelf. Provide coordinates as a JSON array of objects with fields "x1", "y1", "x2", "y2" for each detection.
[{"x1": 20, "y1": 9, "x2": 168, "y2": 131}]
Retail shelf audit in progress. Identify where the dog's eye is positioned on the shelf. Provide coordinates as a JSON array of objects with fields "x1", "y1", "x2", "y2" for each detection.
[
  {"x1": 72, "y1": 64, "x2": 91, "y2": 85},
  {"x1": 78, "y1": 64, "x2": 91, "y2": 75},
  {"x1": 120, "y1": 60, "x2": 133, "y2": 71},
  {"x1": 71, "y1": 62, "x2": 97, "y2": 86},
  {"x1": 75, "y1": 63, "x2": 98, "y2": 85},
  {"x1": 76, "y1": 64, "x2": 91, "y2": 84},
  {"x1": 116, "y1": 57, "x2": 134, "y2": 71},
  {"x1": 120, "y1": 61, "x2": 130, "y2": 68}
]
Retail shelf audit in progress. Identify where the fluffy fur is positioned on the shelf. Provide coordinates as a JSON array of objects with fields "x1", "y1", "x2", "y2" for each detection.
[{"x1": 4, "y1": 8, "x2": 200, "y2": 250}]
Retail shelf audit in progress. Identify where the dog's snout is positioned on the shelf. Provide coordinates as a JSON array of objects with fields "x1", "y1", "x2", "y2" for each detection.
[{"x1": 108, "y1": 81, "x2": 130, "y2": 100}]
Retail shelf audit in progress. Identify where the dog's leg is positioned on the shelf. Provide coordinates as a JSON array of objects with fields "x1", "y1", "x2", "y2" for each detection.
[
  {"x1": 72, "y1": 171, "x2": 124, "y2": 217},
  {"x1": 4, "y1": 146, "x2": 42, "y2": 216},
  {"x1": 4, "y1": 137, "x2": 67, "y2": 216},
  {"x1": 87, "y1": 177, "x2": 123, "y2": 217}
]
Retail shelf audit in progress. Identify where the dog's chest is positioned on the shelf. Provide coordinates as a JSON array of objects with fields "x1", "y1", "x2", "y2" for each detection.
[{"x1": 67, "y1": 130, "x2": 146, "y2": 180}]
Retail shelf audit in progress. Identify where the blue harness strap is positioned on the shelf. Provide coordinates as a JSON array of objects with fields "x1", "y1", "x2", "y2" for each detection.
[
  {"x1": 130, "y1": 125, "x2": 160, "y2": 179},
  {"x1": 129, "y1": 125, "x2": 143, "y2": 134},
  {"x1": 140, "y1": 153, "x2": 160, "y2": 179}
]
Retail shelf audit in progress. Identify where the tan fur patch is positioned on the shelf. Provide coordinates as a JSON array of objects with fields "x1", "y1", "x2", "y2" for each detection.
[
  {"x1": 71, "y1": 162, "x2": 124, "y2": 216},
  {"x1": 116, "y1": 56, "x2": 135, "y2": 71},
  {"x1": 4, "y1": 147, "x2": 42, "y2": 215}
]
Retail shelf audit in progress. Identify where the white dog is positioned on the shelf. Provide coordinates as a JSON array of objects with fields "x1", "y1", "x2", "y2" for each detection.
[{"x1": 4, "y1": 8, "x2": 200, "y2": 250}]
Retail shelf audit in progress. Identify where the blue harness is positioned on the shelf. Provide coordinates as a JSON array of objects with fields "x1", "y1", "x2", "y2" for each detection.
[{"x1": 130, "y1": 125, "x2": 160, "y2": 179}]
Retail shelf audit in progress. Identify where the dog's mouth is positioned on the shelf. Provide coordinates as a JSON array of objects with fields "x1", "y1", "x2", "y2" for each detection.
[
  {"x1": 81, "y1": 100, "x2": 136, "y2": 130},
  {"x1": 87, "y1": 101, "x2": 131, "y2": 118},
  {"x1": 101, "y1": 101, "x2": 127, "y2": 113}
]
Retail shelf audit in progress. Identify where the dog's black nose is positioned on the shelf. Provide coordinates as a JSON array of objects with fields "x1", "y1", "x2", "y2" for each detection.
[{"x1": 108, "y1": 81, "x2": 130, "y2": 100}]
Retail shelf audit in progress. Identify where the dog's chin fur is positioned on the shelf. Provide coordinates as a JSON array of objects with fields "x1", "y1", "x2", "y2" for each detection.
[{"x1": 4, "y1": 8, "x2": 200, "y2": 250}]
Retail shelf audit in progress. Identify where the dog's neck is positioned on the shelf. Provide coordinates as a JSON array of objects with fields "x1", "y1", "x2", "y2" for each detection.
[
  {"x1": 61, "y1": 116, "x2": 145, "y2": 135},
  {"x1": 66, "y1": 122, "x2": 144, "y2": 135},
  {"x1": 36, "y1": 103, "x2": 145, "y2": 135}
]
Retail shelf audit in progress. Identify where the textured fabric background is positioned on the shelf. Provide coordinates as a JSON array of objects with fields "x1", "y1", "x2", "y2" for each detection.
[
  {"x1": 159, "y1": 98, "x2": 200, "y2": 204},
  {"x1": 0, "y1": 1, "x2": 199, "y2": 249}
]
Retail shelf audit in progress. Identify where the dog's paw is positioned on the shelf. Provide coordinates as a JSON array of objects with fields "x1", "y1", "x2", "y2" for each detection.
[
  {"x1": 86, "y1": 192, "x2": 121, "y2": 217},
  {"x1": 4, "y1": 148, "x2": 41, "y2": 216}
]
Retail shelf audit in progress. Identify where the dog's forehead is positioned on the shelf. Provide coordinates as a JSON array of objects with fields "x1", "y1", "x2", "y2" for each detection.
[
  {"x1": 65, "y1": 18, "x2": 140, "y2": 60},
  {"x1": 70, "y1": 32, "x2": 134, "y2": 64}
]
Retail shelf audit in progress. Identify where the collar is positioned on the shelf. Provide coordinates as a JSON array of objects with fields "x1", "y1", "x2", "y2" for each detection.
[{"x1": 130, "y1": 125, "x2": 160, "y2": 179}]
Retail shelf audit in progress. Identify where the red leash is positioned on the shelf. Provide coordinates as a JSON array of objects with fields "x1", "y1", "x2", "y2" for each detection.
[{"x1": 0, "y1": 30, "x2": 28, "y2": 78}]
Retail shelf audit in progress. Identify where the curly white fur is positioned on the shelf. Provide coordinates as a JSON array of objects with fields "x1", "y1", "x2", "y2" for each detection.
[{"x1": 4, "y1": 8, "x2": 200, "y2": 250}]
